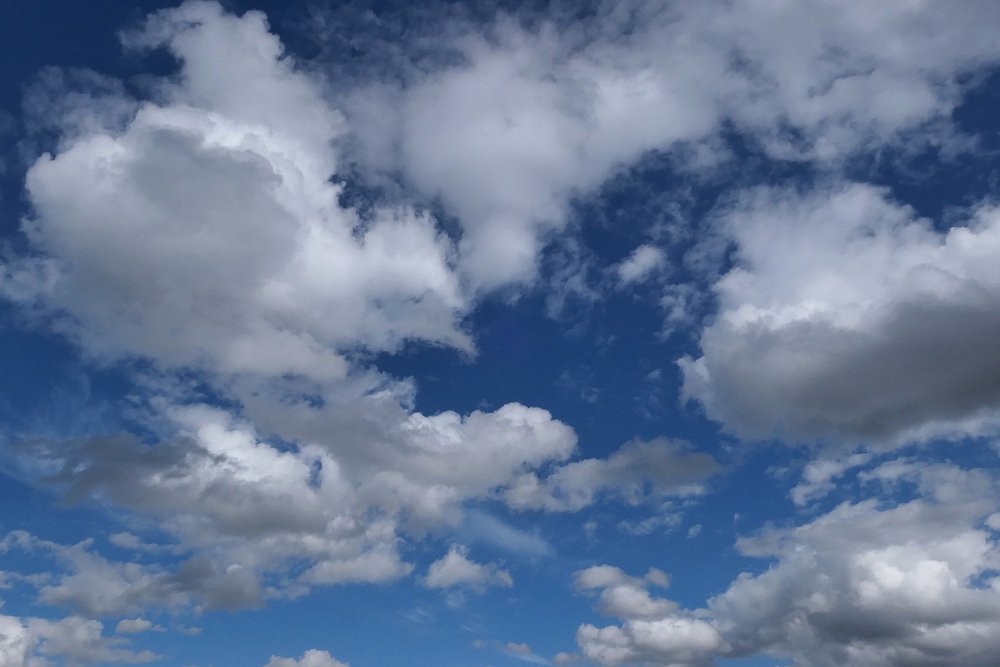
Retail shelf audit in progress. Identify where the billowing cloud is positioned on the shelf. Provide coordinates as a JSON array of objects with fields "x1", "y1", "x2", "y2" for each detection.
[
  {"x1": 681, "y1": 183, "x2": 1000, "y2": 444},
  {"x1": 575, "y1": 460, "x2": 1000, "y2": 667},
  {"x1": 8, "y1": 0, "x2": 469, "y2": 382}
]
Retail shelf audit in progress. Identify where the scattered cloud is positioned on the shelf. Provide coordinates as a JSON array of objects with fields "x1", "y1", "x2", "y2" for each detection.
[
  {"x1": 575, "y1": 460, "x2": 1000, "y2": 667},
  {"x1": 423, "y1": 545, "x2": 513, "y2": 591},
  {"x1": 0, "y1": 613, "x2": 159, "y2": 667}
]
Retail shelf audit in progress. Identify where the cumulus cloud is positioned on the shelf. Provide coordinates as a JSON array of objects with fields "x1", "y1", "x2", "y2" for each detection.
[
  {"x1": 9, "y1": 0, "x2": 469, "y2": 381},
  {"x1": 423, "y1": 545, "x2": 513, "y2": 591},
  {"x1": 338, "y1": 0, "x2": 1000, "y2": 292},
  {"x1": 264, "y1": 650, "x2": 349, "y2": 667},
  {"x1": 0, "y1": 613, "x2": 158, "y2": 667},
  {"x1": 574, "y1": 566, "x2": 677, "y2": 621},
  {"x1": 681, "y1": 183, "x2": 1000, "y2": 444},
  {"x1": 575, "y1": 460, "x2": 1000, "y2": 667}
]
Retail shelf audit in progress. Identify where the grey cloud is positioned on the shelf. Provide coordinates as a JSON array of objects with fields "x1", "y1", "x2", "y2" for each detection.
[
  {"x1": 1, "y1": 531, "x2": 189, "y2": 618},
  {"x1": 503, "y1": 437, "x2": 720, "y2": 512},
  {"x1": 681, "y1": 184, "x2": 1000, "y2": 445}
]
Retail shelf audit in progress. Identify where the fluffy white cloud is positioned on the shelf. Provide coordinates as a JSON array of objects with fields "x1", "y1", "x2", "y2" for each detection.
[
  {"x1": 575, "y1": 460, "x2": 1000, "y2": 667},
  {"x1": 0, "y1": 614, "x2": 158, "y2": 667},
  {"x1": 264, "y1": 649, "x2": 349, "y2": 667},
  {"x1": 9, "y1": 0, "x2": 469, "y2": 382},
  {"x1": 341, "y1": 0, "x2": 1000, "y2": 291},
  {"x1": 424, "y1": 544, "x2": 513, "y2": 590},
  {"x1": 681, "y1": 183, "x2": 1000, "y2": 443},
  {"x1": 574, "y1": 566, "x2": 677, "y2": 621}
]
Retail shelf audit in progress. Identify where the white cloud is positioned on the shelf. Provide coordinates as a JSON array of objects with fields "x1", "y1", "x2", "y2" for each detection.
[
  {"x1": 574, "y1": 461, "x2": 1000, "y2": 667},
  {"x1": 114, "y1": 620, "x2": 161, "y2": 634},
  {"x1": 790, "y1": 452, "x2": 874, "y2": 505},
  {"x1": 10, "y1": 0, "x2": 470, "y2": 382},
  {"x1": 264, "y1": 649, "x2": 349, "y2": 667},
  {"x1": 424, "y1": 545, "x2": 513, "y2": 591},
  {"x1": 574, "y1": 566, "x2": 678, "y2": 621},
  {"x1": 0, "y1": 613, "x2": 158, "y2": 667},
  {"x1": 681, "y1": 183, "x2": 1000, "y2": 444},
  {"x1": 1, "y1": 531, "x2": 191, "y2": 617},
  {"x1": 616, "y1": 246, "x2": 665, "y2": 286},
  {"x1": 340, "y1": 0, "x2": 1000, "y2": 294}
]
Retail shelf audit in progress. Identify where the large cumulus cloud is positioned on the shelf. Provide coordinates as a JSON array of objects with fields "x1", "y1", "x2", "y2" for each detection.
[{"x1": 681, "y1": 184, "x2": 1000, "y2": 444}]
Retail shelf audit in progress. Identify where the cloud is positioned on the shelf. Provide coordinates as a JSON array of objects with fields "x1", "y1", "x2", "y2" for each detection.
[
  {"x1": 337, "y1": 0, "x2": 1000, "y2": 295},
  {"x1": 681, "y1": 183, "x2": 1000, "y2": 444},
  {"x1": 616, "y1": 246, "x2": 665, "y2": 286},
  {"x1": 114, "y1": 619, "x2": 161, "y2": 634},
  {"x1": 21, "y1": 399, "x2": 574, "y2": 606},
  {"x1": 0, "y1": 614, "x2": 159, "y2": 667},
  {"x1": 503, "y1": 437, "x2": 720, "y2": 512},
  {"x1": 790, "y1": 452, "x2": 874, "y2": 505},
  {"x1": 458, "y1": 511, "x2": 554, "y2": 558},
  {"x1": 472, "y1": 639, "x2": 549, "y2": 664},
  {"x1": 9, "y1": 0, "x2": 470, "y2": 383},
  {"x1": 263, "y1": 649, "x2": 349, "y2": 667},
  {"x1": 574, "y1": 566, "x2": 678, "y2": 621},
  {"x1": 423, "y1": 544, "x2": 513, "y2": 591},
  {"x1": 574, "y1": 460, "x2": 1000, "y2": 667},
  {"x1": 1, "y1": 531, "x2": 191, "y2": 617}
]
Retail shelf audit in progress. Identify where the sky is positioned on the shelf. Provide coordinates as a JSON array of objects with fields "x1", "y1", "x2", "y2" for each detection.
[{"x1": 4, "y1": 1, "x2": 1000, "y2": 666}]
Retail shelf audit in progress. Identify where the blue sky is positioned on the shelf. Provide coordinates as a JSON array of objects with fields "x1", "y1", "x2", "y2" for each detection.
[{"x1": 3, "y1": 1, "x2": 1000, "y2": 666}]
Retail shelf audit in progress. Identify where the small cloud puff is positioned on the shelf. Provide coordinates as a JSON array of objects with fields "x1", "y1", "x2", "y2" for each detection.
[{"x1": 423, "y1": 545, "x2": 513, "y2": 591}]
